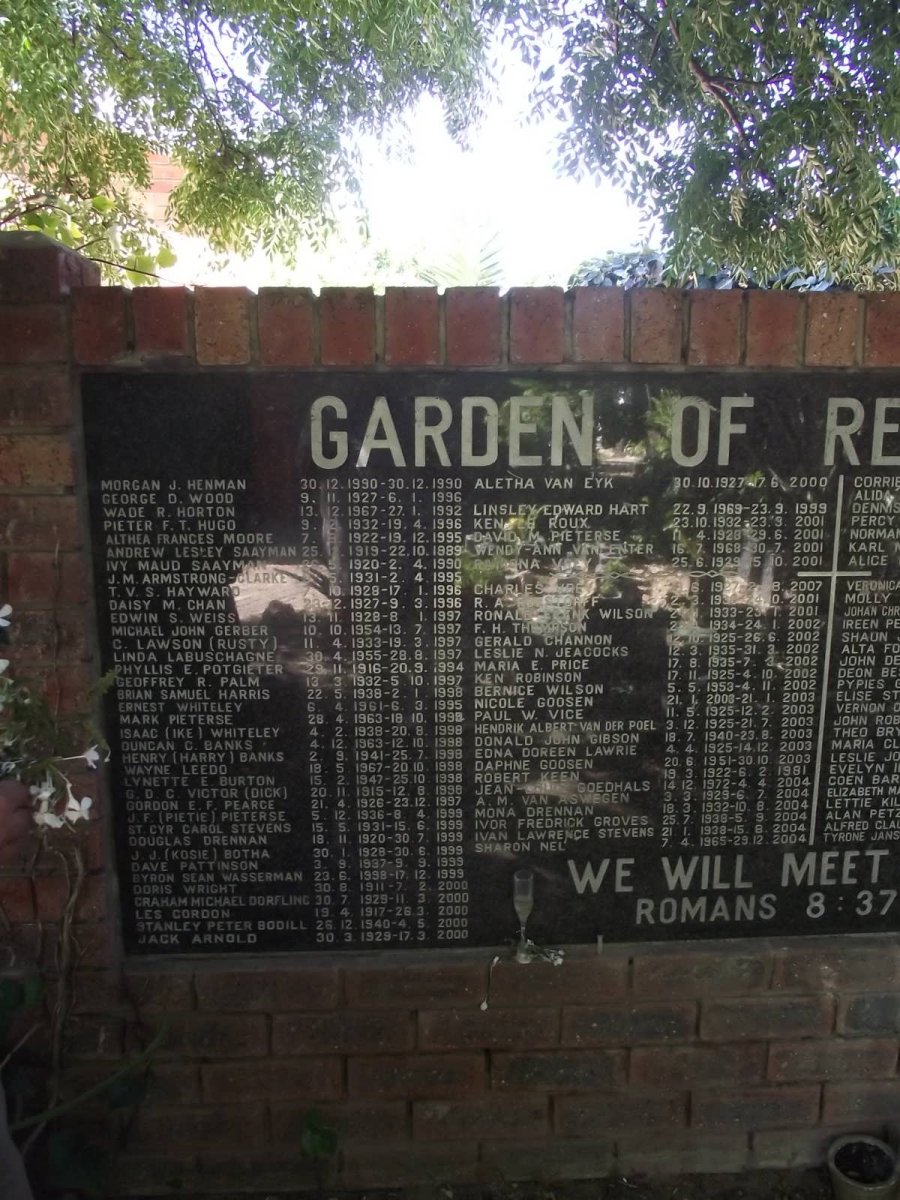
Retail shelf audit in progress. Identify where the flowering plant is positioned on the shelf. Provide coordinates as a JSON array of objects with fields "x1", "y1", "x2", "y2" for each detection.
[{"x1": 0, "y1": 604, "x2": 106, "y2": 834}]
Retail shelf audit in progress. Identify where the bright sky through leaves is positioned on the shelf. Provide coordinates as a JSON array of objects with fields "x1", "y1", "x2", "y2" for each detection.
[{"x1": 165, "y1": 46, "x2": 647, "y2": 289}]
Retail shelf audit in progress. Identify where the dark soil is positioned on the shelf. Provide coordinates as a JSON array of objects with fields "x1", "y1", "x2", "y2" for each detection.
[
  {"x1": 153, "y1": 1166, "x2": 836, "y2": 1200},
  {"x1": 833, "y1": 1142, "x2": 896, "y2": 1185}
]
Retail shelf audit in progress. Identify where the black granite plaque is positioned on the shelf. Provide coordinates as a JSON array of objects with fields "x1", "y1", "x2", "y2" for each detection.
[{"x1": 82, "y1": 371, "x2": 900, "y2": 953}]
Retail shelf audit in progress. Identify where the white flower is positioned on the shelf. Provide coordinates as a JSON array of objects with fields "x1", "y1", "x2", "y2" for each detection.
[
  {"x1": 63, "y1": 778, "x2": 92, "y2": 823},
  {"x1": 83, "y1": 745, "x2": 101, "y2": 770},
  {"x1": 0, "y1": 604, "x2": 11, "y2": 628},
  {"x1": 64, "y1": 792, "x2": 92, "y2": 824},
  {"x1": 33, "y1": 798, "x2": 64, "y2": 829},
  {"x1": 30, "y1": 776, "x2": 55, "y2": 803}
]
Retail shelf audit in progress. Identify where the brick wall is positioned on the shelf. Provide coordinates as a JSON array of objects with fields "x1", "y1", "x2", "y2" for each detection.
[{"x1": 3, "y1": 232, "x2": 900, "y2": 1193}]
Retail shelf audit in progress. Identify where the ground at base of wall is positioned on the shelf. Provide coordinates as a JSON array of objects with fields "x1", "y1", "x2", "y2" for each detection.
[{"x1": 118, "y1": 1168, "x2": 833, "y2": 1200}]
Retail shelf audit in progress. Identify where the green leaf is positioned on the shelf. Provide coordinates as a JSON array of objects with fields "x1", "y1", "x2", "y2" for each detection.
[
  {"x1": 90, "y1": 196, "x2": 116, "y2": 214},
  {"x1": 0, "y1": 979, "x2": 25, "y2": 1012},
  {"x1": 156, "y1": 245, "x2": 178, "y2": 269},
  {"x1": 300, "y1": 1109, "x2": 338, "y2": 1160},
  {"x1": 104, "y1": 1071, "x2": 148, "y2": 1110}
]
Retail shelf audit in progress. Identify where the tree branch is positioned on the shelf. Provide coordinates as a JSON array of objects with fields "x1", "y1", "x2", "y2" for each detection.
[
  {"x1": 198, "y1": 16, "x2": 281, "y2": 117},
  {"x1": 659, "y1": 1, "x2": 749, "y2": 147}
]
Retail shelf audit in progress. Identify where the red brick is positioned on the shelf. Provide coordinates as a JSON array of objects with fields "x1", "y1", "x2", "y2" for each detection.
[
  {"x1": 631, "y1": 1043, "x2": 766, "y2": 1087},
  {"x1": 692, "y1": 1084, "x2": 821, "y2": 1131},
  {"x1": 701, "y1": 995, "x2": 834, "y2": 1041},
  {"x1": 0, "y1": 434, "x2": 74, "y2": 486},
  {"x1": 7, "y1": 551, "x2": 88, "y2": 605},
  {"x1": 193, "y1": 1154, "x2": 335, "y2": 1193},
  {"x1": 34, "y1": 870, "x2": 106, "y2": 922},
  {"x1": 414, "y1": 1095, "x2": 548, "y2": 1140},
  {"x1": 418, "y1": 1006, "x2": 558, "y2": 1051},
  {"x1": 122, "y1": 970, "x2": 195, "y2": 1013},
  {"x1": 13, "y1": 663, "x2": 94, "y2": 714},
  {"x1": 15, "y1": 918, "x2": 113, "y2": 971},
  {"x1": 143, "y1": 1064, "x2": 202, "y2": 1107},
  {"x1": 194, "y1": 966, "x2": 338, "y2": 1011},
  {"x1": 562, "y1": 1002, "x2": 697, "y2": 1046},
  {"x1": 194, "y1": 288, "x2": 251, "y2": 365},
  {"x1": 341, "y1": 1141, "x2": 479, "y2": 1188},
  {"x1": 62, "y1": 1061, "x2": 200, "y2": 1107},
  {"x1": 617, "y1": 1132, "x2": 750, "y2": 1175},
  {"x1": 72, "y1": 288, "x2": 128, "y2": 364},
  {"x1": 129, "y1": 1103, "x2": 265, "y2": 1153},
  {"x1": 155, "y1": 1014, "x2": 267, "y2": 1059},
  {"x1": 629, "y1": 289, "x2": 683, "y2": 363},
  {"x1": 486, "y1": 958, "x2": 627, "y2": 1008},
  {"x1": 0, "y1": 876, "x2": 35, "y2": 922},
  {"x1": 838, "y1": 993, "x2": 900, "y2": 1035},
  {"x1": 56, "y1": 665, "x2": 96, "y2": 713},
  {"x1": 272, "y1": 1011, "x2": 413, "y2": 1055},
  {"x1": 805, "y1": 292, "x2": 860, "y2": 365},
  {"x1": 201, "y1": 1057, "x2": 342, "y2": 1102},
  {"x1": 7, "y1": 608, "x2": 90, "y2": 662},
  {"x1": 754, "y1": 1126, "x2": 877, "y2": 1169},
  {"x1": 633, "y1": 948, "x2": 771, "y2": 996},
  {"x1": 0, "y1": 306, "x2": 67, "y2": 364},
  {"x1": 132, "y1": 287, "x2": 190, "y2": 356},
  {"x1": 65, "y1": 969, "x2": 124, "y2": 1015},
  {"x1": 688, "y1": 290, "x2": 742, "y2": 365},
  {"x1": 257, "y1": 288, "x2": 315, "y2": 366},
  {"x1": 0, "y1": 496, "x2": 81, "y2": 550},
  {"x1": 0, "y1": 369, "x2": 70, "y2": 426},
  {"x1": 80, "y1": 816, "x2": 106, "y2": 872},
  {"x1": 823, "y1": 1080, "x2": 900, "y2": 1123},
  {"x1": 348, "y1": 1053, "x2": 485, "y2": 1099},
  {"x1": 555, "y1": 1091, "x2": 687, "y2": 1136},
  {"x1": 344, "y1": 962, "x2": 485, "y2": 1009},
  {"x1": 492, "y1": 1049, "x2": 626, "y2": 1091},
  {"x1": 445, "y1": 288, "x2": 501, "y2": 364},
  {"x1": 773, "y1": 943, "x2": 900, "y2": 992},
  {"x1": 865, "y1": 293, "x2": 900, "y2": 366},
  {"x1": 768, "y1": 1037, "x2": 898, "y2": 1081},
  {"x1": 64, "y1": 1013, "x2": 124, "y2": 1060},
  {"x1": 319, "y1": 288, "x2": 375, "y2": 365},
  {"x1": 509, "y1": 287, "x2": 565, "y2": 363},
  {"x1": 385, "y1": 288, "x2": 439, "y2": 365},
  {"x1": 271, "y1": 1100, "x2": 407, "y2": 1146},
  {"x1": 572, "y1": 288, "x2": 625, "y2": 362},
  {"x1": 480, "y1": 1138, "x2": 615, "y2": 1182},
  {"x1": 0, "y1": 239, "x2": 96, "y2": 302},
  {"x1": 745, "y1": 291, "x2": 803, "y2": 366}
]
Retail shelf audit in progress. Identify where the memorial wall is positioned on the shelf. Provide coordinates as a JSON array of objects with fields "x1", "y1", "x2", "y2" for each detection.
[
  {"x1": 8, "y1": 260, "x2": 900, "y2": 1185},
  {"x1": 83, "y1": 370, "x2": 900, "y2": 954}
]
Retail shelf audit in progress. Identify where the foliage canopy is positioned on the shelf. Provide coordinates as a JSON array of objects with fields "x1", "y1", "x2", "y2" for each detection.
[
  {"x1": 524, "y1": 0, "x2": 900, "y2": 284},
  {"x1": 1, "y1": 0, "x2": 898, "y2": 283},
  {"x1": 0, "y1": 0, "x2": 491, "y2": 272}
]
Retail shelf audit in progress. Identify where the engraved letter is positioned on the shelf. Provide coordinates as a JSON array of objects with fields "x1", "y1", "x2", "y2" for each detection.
[
  {"x1": 718, "y1": 395, "x2": 754, "y2": 465},
  {"x1": 551, "y1": 393, "x2": 593, "y2": 466},
  {"x1": 414, "y1": 397, "x2": 452, "y2": 466},
  {"x1": 357, "y1": 396, "x2": 406, "y2": 468},
  {"x1": 509, "y1": 396, "x2": 543, "y2": 467},
  {"x1": 311, "y1": 396, "x2": 347, "y2": 469},
  {"x1": 872, "y1": 398, "x2": 900, "y2": 466},
  {"x1": 671, "y1": 397, "x2": 711, "y2": 466},
  {"x1": 461, "y1": 396, "x2": 499, "y2": 467},
  {"x1": 824, "y1": 397, "x2": 863, "y2": 465}
]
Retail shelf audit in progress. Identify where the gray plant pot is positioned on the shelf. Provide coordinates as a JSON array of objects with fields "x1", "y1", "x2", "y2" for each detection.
[{"x1": 828, "y1": 1135, "x2": 900, "y2": 1200}]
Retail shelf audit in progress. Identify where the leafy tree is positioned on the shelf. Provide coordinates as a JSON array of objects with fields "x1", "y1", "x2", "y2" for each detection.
[
  {"x1": 0, "y1": 0, "x2": 493, "y2": 275},
  {"x1": 524, "y1": 0, "x2": 900, "y2": 284}
]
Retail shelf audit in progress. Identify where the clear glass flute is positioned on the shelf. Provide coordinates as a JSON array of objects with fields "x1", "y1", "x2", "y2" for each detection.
[{"x1": 513, "y1": 869, "x2": 534, "y2": 962}]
